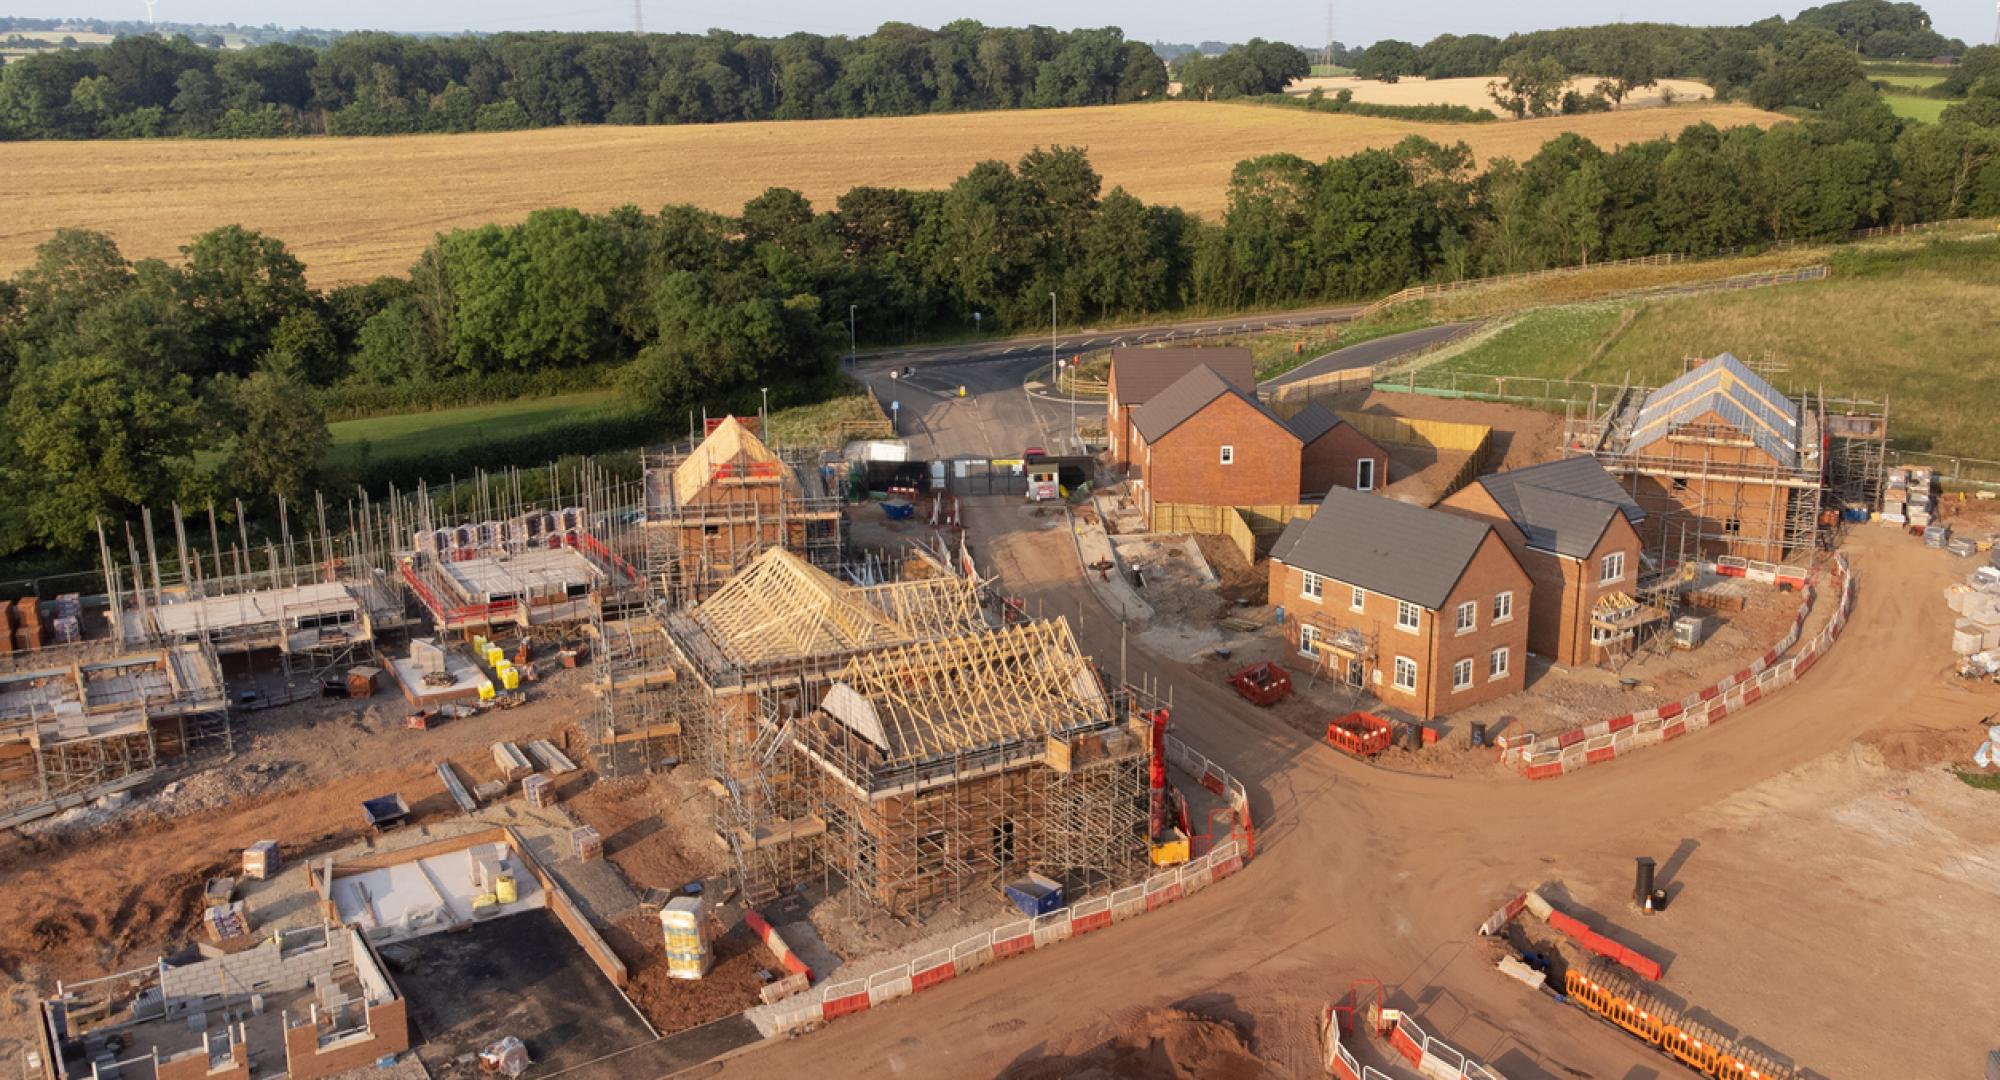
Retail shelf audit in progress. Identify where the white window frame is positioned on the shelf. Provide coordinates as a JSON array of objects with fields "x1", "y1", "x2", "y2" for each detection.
[
  {"x1": 1299, "y1": 623, "x2": 1322, "y2": 659},
  {"x1": 1455, "y1": 601, "x2": 1476, "y2": 635},
  {"x1": 1219, "y1": 445, "x2": 1234, "y2": 465},
  {"x1": 1489, "y1": 646, "x2": 1510, "y2": 679},
  {"x1": 1600, "y1": 551, "x2": 1626, "y2": 585},
  {"x1": 1393, "y1": 656, "x2": 1418, "y2": 692},
  {"x1": 1356, "y1": 458, "x2": 1376, "y2": 492},
  {"x1": 1396, "y1": 600, "x2": 1421, "y2": 634},
  {"x1": 1492, "y1": 590, "x2": 1514, "y2": 624},
  {"x1": 1452, "y1": 658, "x2": 1474, "y2": 692},
  {"x1": 1301, "y1": 571, "x2": 1323, "y2": 602},
  {"x1": 1349, "y1": 585, "x2": 1366, "y2": 612}
]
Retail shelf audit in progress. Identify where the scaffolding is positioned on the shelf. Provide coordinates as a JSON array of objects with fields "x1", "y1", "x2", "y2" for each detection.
[
  {"x1": 640, "y1": 418, "x2": 845, "y2": 607},
  {"x1": 1560, "y1": 354, "x2": 1884, "y2": 564},
  {"x1": 0, "y1": 643, "x2": 227, "y2": 822}
]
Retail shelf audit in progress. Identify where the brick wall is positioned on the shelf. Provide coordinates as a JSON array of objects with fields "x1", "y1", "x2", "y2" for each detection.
[
  {"x1": 1300, "y1": 424, "x2": 1388, "y2": 497},
  {"x1": 1137, "y1": 396, "x2": 1300, "y2": 524},
  {"x1": 1107, "y1": 368, "x2": 1134, "y2": 468},
  {"x1": 1271, "y1": 530, "x2": 1529, "y2": 720},
  {"x1": 159, "y1": 929, "x2": 338, "y2": 1016},
  {"x1": 155, "y1": 1034, "x2": 248, "y2": 1080},
  {"x1": 282, "y1": 998, "x2": 408, "y2": 1080}
]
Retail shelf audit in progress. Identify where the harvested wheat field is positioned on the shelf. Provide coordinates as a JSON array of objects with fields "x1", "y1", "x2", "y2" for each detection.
[
  {"x1": 1284, "y1": 74, "x2": 1716, "y2": 114},
  {"x1": 0, "y1": 100, "x2": 1784, "y2": 284}
]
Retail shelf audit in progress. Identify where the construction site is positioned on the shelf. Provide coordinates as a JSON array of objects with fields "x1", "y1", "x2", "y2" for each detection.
[
  {"x1": 1563, "y1": 352, "x2": 1889, "y2": 566},
  {"x1": 5, "y1": 337, "x2": 1998, "y2": 1080}
]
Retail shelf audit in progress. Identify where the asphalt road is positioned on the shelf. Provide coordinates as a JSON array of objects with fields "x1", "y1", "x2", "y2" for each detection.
[
  {"x1": 1261, "y1": 320, "x2": 1480, "y2": 388},
  {"x1": 851, "y1": 303, "x2": 1367, "y2": 370}
]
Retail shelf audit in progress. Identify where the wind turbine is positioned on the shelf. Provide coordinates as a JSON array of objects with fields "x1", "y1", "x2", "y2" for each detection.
[{"x1": 143, "y1": 0, "x2": 158, "y2": 25}]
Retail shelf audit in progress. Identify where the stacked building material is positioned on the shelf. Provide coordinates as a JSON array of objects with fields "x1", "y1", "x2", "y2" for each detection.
[
  {"x1": 1907, "y1": 466, "x2": 1936, "y2": 527},
  {"x1": 50, "y1": 594, "x2": 81, "y2": 644},
  {"x1": 571, "y1": 825, "x2": 602, "y2": 861},
  {"x1": 522, "y1": 774, "x2": 554, "y2": 808},
  {"x1": 243, "y1": 840, "x2": 280, "y2": 881},
  {"x1": 1925, "y1": 524, "x2": 1952, "y2": 549},
  {"x1": 12, "y1": 598, "x2": 42, "y2": 653},
  {"x1": 660, "y1": 897, "x2": 712, "y2": 980},
  {"x1": 204, "y1": 900, "x2": 250, "y2": 942}
]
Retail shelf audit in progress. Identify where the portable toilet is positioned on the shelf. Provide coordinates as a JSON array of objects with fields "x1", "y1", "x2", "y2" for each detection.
[{"x1": 660, "y1": 897, "x2": 712, "y2": 980}]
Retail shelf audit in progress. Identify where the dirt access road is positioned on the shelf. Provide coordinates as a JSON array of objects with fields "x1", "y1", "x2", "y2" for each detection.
[{"x1": 716, "y1": 507, "x2": 1998, "y2": 1079}]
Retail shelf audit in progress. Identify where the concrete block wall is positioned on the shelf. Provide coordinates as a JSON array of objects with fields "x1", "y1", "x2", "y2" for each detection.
[{"x1": 159, "y1": 929, "x2": 344, "y2": 1014}]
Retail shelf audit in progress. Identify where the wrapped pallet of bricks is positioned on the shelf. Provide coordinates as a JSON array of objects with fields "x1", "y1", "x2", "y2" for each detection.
[
  {"x1": 522, "y1": 774, "x2": 554, "y2": 809},
  {"x1": 571, "y1": 825, "x2": 602, "y2": 862},
  {"x1": 243, "y1": 840, "x2": 280, "y2": 881},
  {"x1": 660, "y1": 896, "x2": 712, "y2": 980},
  {"x1": 204, "y1": 900, "x2": 251, "y2": 942}
]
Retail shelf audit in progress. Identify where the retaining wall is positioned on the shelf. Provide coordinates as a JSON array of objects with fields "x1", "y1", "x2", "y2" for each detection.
[
  {"x1": 759, "y1": 734, "x2": 1254, "y2": 1035},
  {"x1": 1500, "y1": 554, "x2": 1852, "y2": 780}
]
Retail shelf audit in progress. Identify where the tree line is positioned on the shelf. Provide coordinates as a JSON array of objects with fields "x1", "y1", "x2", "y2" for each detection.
[
  {"x1": 6, "y1": 83, "x2": 2000, "y2": 558},
  {"x1": 0, "y1": 22, "x2": 1168, "y2": 139},
  {"x1": 1349, "y1": 0, "x2": 1966, "y2": 111}
]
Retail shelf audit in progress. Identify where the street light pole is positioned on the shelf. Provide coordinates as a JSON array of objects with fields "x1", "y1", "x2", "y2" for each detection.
[
  {"x1": 760, "y1": 386, "x2": 769, "y2": 429},
  {"x1": 1049, "y1": 292, "x2": 1058, "y2": 387},
  {"x1": 848, "y1": 305, "x2": 857, "y2": 369}
]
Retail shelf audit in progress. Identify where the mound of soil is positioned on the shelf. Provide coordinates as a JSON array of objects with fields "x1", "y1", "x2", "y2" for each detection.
[{"x1": 998, "y1": 1007, "x2": 1270, "y2": 1080}]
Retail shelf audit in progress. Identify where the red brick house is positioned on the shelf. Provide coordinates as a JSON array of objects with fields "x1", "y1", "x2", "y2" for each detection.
[
  {"x1": 1269, "y1": 488, "x2": 1530, "y2": 720},
  {"x1": 1106, "y1": 346, "x2": 1255, "y2": 469},
  {"x1": 1130, "y1": 366, "x2": 1300, "y2": 525},
  {"x1": 1438, "y1": 457, "x2": 1646, "y2": 667},
  {"x1": 1286, "y1": 403, "x2": 1389, "y2": 497}
]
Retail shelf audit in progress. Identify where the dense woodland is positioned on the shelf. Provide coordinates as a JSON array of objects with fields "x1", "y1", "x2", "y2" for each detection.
[
  {"x1": 0, "y1": 0, "x2": 1980, "y2": 140},
  {"x1": 0, "y1": 23, "x2": 1169, "y2": 138},
  {"x1": 5, "y1": 67, "x2": 1999, "y2": 558}
]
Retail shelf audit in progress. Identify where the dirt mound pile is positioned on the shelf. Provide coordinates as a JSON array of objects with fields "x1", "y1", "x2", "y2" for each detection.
[{"x1": 999, "y1": 1007, "x2": 1271, "y2": 1080}]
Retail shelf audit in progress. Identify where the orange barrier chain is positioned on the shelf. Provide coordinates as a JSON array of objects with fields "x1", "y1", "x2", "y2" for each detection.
[{"x1": 1564, "y1": 963, "x2": 1798, "y2": 1080}]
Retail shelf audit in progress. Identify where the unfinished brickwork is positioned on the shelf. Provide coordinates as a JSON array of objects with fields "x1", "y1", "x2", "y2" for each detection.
[{"x1": 1134, "y1": 387, "x2": 1302, "y2": 527}]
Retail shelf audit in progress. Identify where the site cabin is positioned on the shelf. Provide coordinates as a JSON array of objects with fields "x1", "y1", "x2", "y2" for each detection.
[
  {"x1": 641, "y1": 416, "x2": 845, "y2": 605},
  {"x1": 1026, "y1": 468, "x2": 1062, "y2": 502},
  {"x1": 1577, "y1": 353, "x2": 1822, "y2": 564},
  {"x1": 1439, "y1": 457, "x2": 1650, "y2": 667},
  {"x1": 1269, "y1": 488, "x2": 1531, "y2": 721},
  {"x1": 1286, "y1": 402, "x2": 1390, "y2": 497},
  {"x1": 1129, "y1": 365, "x2": 1302, "y2": 529},
  {"x1": 1105, "y1": 346, "x2": 1255, "y2": 470}
]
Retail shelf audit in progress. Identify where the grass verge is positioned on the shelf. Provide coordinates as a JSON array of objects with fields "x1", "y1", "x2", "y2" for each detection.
[{"x1": 1954, "y1": 769, "x2": 2000, "y2": 793}]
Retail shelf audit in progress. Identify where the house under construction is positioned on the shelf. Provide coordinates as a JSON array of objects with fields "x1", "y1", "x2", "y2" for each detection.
[
  {"x1": 0, "y1": 644, "x2": 226, "y2": 826},
  {"x1": 603, "y1": 546, "x2": 1150, "y2": 916},
  {"x1": 641, "y1": 417, "x2": 844, "y2": 606},
  {"x1": 1565, "y1": 353, "x2": 1888, "y2": 564},
  {"x1": 402, "y1": 506, "x2": 645, "y2": 636}
]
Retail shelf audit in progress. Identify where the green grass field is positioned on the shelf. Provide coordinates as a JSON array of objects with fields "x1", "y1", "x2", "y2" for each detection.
[
  {"x1": 1883, "y1": 93, "x2": 1950, "y2": 123},
  {"x1": 325, "y1": 390, "x2": 624, "y2": 471},
  {"x1": 1871, "y1": 73, "x2": 1947, "y2": 91},
  {"x1": 1420, "y1": 237, "x2": 2000, "y2": 458},
  {"x1": 1310, "y1": 64, "x2": 1355, "y2": 77}
]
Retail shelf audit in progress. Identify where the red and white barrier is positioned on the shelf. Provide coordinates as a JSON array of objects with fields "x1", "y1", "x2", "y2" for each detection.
[
  {"x1": 1322, "y1": 1003, "x2": 1505, "y2": 1080},
  {"x1": 758, "y1": 743, "x2": 1258, "y2": 1037},
  {"x1": 744, "y1": 909, "x2": 814, "y2": 980},
  {"x1": 1505, "y1": 554, "x2": 1852, "y2": 780}
]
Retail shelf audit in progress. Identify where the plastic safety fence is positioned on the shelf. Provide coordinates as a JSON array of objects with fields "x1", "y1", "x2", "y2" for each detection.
[
  {"x1": 759, "y1": 739, "x2": 1257, "y2": 1036},
  {"x1": 1321, "y1": 1004, "x2": 1505, "y2": 1080},
  {"x1": 1500, "y1": 554, "x2": 1852, "y2": 781},
  {"x1": 1564, "y1": 962, "x2": 1800, "y2": 1080}
]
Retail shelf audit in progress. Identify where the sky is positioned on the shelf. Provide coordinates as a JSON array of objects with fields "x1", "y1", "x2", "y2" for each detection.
[{"x1": 9, "y1": 0, "x2": 1994, "y2": 53}]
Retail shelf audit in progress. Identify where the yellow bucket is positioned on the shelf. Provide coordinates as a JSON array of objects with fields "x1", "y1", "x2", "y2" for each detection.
[{"x1": 495, "y1": 874, "x2": 517, "y2": 904}]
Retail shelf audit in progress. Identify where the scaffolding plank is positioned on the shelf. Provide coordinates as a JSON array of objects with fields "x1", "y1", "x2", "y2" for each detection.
[{"x1": 436, "y1": 761, "x2": 478, "y2": 814}]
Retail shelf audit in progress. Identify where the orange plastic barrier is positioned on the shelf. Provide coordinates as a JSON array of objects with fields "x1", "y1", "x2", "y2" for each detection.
[{"x1": 1326, "y1": 712, "x2": 1394, "y2": 757}]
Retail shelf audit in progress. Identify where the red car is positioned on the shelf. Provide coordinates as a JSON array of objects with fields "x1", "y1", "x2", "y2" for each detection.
[{"x1": 1023, "y1": 446, "x2": 1047, "y2": 461}]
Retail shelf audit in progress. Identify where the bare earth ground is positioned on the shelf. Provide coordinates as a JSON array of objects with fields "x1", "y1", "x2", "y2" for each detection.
[
  {"x1": 4, "y1": 500, "x2": 1996, "y2": 1078},
  {"x1": 0, "y1": 101, "x2": 1785, "y2": 284},
  {"x1": 718, "y1": 504, "x2": 2000, "y2": 1080},
  {"x1": 1283, "y1": 75, "x2": 1715, "y2": 115}
]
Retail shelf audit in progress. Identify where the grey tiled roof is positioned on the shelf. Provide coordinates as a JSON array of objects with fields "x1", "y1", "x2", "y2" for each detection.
[
  {"x1": 1110, "y1": 347, "x2": 1255, "y2": 405},
  {"x1": 1131, "y1": 365, "x2": 1293, "y2": 444},
  {"x1": 1284, "y1": 402, "x2": 1344, "y2": 445},
  {"x1": 1475, "y1": 457, "x2": 1645, "y2": 559},
  {"x1": 1274, "y1": 487, "x2": 1495, "y2": 610}
]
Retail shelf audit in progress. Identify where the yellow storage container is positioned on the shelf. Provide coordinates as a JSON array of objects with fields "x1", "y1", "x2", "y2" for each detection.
[
  {"x1": 478, "y1": 679, "x2": 496, "y2": 702},
  {"x1": 472, "y1": 634, "x2": 487, "y2": 655},
  {"x1": 485, "y1": 645, "x2": 505, "y2": 668},
  {"x1": 495, "y1": 874, "x2": 517, "y2": 904},
  {"x1": 498, "y1": 664, "x2": 521, "y2": 690}
]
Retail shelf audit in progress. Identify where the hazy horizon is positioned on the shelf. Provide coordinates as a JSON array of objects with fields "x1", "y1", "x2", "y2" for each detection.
[{"x1": 6, "y1": 0, "x2": 1991, "y2": 55}]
